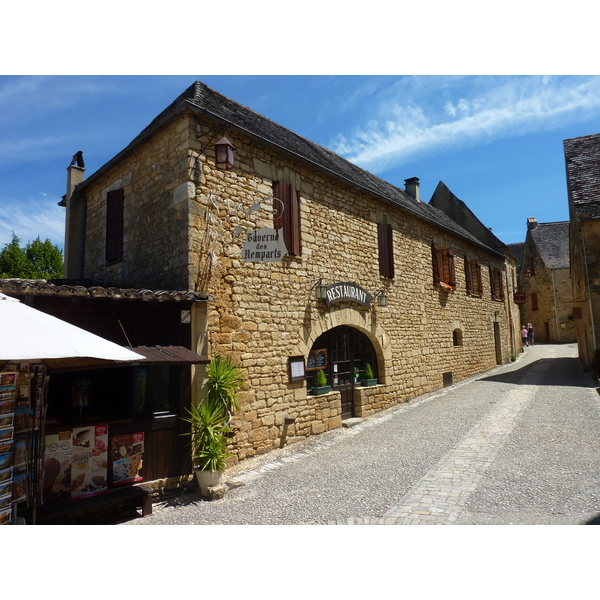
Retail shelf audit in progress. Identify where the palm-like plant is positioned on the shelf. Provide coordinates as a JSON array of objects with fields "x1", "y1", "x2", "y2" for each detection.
[
  {"x1": 182, "y1": 400, "x2": 230, "y2": 471},
  {"x1": 203, "y1": 355, "x2": 244, "y2": 424},
  {"x1": 181, "y1": 355, "x2": 244, "y2": 472}
]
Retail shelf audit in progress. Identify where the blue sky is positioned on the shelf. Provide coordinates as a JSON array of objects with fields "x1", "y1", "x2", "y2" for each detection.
[{"x1": 2, "y1": 74, "x2": 600, "y2": 252}]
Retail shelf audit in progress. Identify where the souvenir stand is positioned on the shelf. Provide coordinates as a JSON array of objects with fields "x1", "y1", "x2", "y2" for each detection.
[
  {"x1": 0, "y1": 293, "x2": 144, "y2": 525},
  {"x1": 0, "y1": 364, "x2": 48, "y2": 524}
]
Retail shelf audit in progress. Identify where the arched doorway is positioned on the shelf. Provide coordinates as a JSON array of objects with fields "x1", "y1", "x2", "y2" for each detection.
[{"x1": 308, "y1": 326, "x2": 379, "y2": 419}]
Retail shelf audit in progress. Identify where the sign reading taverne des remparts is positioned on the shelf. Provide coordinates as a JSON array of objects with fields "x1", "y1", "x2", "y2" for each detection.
[{"x1": 242, "y1": 227, "x2": 288, "y2": 263}]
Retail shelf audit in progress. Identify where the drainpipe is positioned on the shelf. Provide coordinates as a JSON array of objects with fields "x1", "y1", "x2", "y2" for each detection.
[
  {"x1": 581, "y1": 228, "x2": 597, "y2": 359},
  {"x1": 504, "y1": 267, "x2": 516, "y2": 355}
]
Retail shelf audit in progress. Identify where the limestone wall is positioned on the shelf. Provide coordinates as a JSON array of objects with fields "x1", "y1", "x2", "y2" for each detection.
[
  {"x1": 72, "y1": 111, "x2": 519, "y2": 464},
  {"x1": 188, "y1": 115, "x2": 519, "y2": 462},
  {"x1": 79, "y1": 116, "x2": 193, "y2": 289}
]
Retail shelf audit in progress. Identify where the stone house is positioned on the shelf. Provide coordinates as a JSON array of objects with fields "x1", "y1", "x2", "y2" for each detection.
[
  {"x1": 429, "y1": 181, "x2": 521, "y2": 353},
  {"x1": 61, "y1": 80, "x2": 520, "y2": 464},
  {"x1": 564, "y1": 132, "x2": 600, "y2": 370},
  {"x1": 513, "y1": 218, "x2": 575, "y2": 344}
]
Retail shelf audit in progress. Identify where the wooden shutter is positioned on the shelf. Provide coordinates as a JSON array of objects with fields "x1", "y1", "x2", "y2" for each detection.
[
  {"x1": 447, "y1": 250, "x2": 456, "y2": 287},
  {"x1": 432, "y1": 243, "x2": 443, "y2": 285},
  {"x1": 489, "y1": 266, "x2": 496, "y2": 300},
  {"x1": 475, "y1": 261, "x2": 483, "y2": 295},
  {"x1": 464, "y1": 256, "x2": 473, "y2": 295},
  {"x1": 377, "y1": 223, "x2": 394, "y2": 278},
  {"x1": 106, "y1": 188, "x2": 124, "y2": 263},
  {"x1": 273, "y1": 182, "x2": 301, "y2": 256},
  {"x1": 531, "y1": 292, "x2": 538, "y2": 310},
  {"x1": 498, "y1": 269, "x2": 505, "y2": 299}
]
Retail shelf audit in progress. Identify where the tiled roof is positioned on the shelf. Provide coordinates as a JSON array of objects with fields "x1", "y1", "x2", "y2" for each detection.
[
  {"x1": 81, "y1": 81, "x2": 505, "y2": 258},
  {"x1": 529, "y1": 222, "x2": 570, "y2": 270},
  {"x1": 564, "y1": 132, "x2": 600, "y2": 222},
  {"x1": 0, "y1": 279, "x2": 211, "y2": 302},
  {"x1": 507, "y1": 242, "x2": 525, "y2": 269}
]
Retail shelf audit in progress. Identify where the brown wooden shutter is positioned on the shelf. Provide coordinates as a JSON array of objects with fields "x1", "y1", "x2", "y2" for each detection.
[
  {"x1": 377, "y1": 223, "x2": 394, "y2": 278},
  {"x1": 447, "y1": 249, "x2": 456, "y2": 287},
  {"x1": 489, "y1": 266, "x2": 496, "y2": 300},
  {"x1": 464, "y1": 256, "x2": 473, "y2": 295},
  {"x1": 273, "y1": 182, "x2": 301, "y2": 256},
  {"x1": 106, "y1": 188, "x2": 124, "y2": 263},
  {"x1": 531, "y1": 292, "x2": 538, "y2": 310},
  {"x1": 475, "y1": 261, "x2": 483, "y2": 295},
  {"x1": 498, "y1": 269, "x2": 505, "y2": 299},
  {"x1": 432, "y1": 243, "x2": 443, "y2": 285}
]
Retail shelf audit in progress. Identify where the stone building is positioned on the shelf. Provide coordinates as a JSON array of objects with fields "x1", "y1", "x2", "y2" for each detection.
[
  {"x1": 61, "y1": 80, "x2": 520, "y2": 464},
  {"x1": 514, "y1": 218, "x2": 575, "y2": 344},
  {"x1": 564, "y1": 132, "x2": 600, "y2": 370}
]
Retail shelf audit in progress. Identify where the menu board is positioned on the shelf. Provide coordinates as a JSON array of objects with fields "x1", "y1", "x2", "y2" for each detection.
[
  {"x1": 110, "y1": 432, "x2": 144, "y2": 486},
  {"x1": 43, "y1": 425, "x2": 109, "y2": 501},
  {"x1": 71, "y1": 425, "x2": 108, "y2": 499},
  {"x1": 43, "y1": 431, "x2": 73, "y2": 501},
  {"x1": 306, "y1": 349, "x2": 328, "y2": 371}
]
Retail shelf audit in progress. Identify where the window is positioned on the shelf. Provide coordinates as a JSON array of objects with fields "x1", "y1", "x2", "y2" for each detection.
[
  {"x1": 432, "y1": 243, "x2": 456, "y2": 290},
  {"x1": 464, "y1": 256, "x2": 483, "y2": 296},
  {"x1": 377, "y1": 222, "x2": 394, "y2": 278},
  {"x1": 273, "y1": 181, "x2": 301, "y2": 256},
  {"x1": 453, "y1": 328, "x2": 463, "y2": 346},
  {"x1": 489, "y1": 266, "x2": 505, "y2": 301},
  {"x1": 106, "y1": 188, "x2": 124, "y2": 263},
  {"x1": 529, "y1": 257, "x2": 536, "y2": 277}
]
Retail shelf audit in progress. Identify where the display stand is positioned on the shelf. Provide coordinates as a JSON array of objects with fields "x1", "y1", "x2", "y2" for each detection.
[{"x1": 0, "y1": 363, "x2": 48, "y2": 525}]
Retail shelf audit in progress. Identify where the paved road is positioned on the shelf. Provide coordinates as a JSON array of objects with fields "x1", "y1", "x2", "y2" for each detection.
[{"x1": 121, "y1": 343, "x2": 600, "y2": 525}]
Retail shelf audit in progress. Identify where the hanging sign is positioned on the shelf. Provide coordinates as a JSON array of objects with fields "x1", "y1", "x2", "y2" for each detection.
[
  {"x1": 242, "y1": 227, "x2": 288, "y2": 262},
  {"x1": 513, "y1": 291, "x2": 526, "y2": 305},
  {"x1": 324, "y1": 282, "x2": 373, "y2": 309}
]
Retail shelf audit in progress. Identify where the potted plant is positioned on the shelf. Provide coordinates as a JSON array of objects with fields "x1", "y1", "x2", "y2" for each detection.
[
  {"x1": 181, "y1": 355, "x2": 244, "y2": 496},
  {"x1": 311, "y1": 369, "x2": 331, "y2": 395},
  {"x1": 361, "y1": 363, "x2": 378, "y2": 386},
  {"x1": 182, "y1": 400, "x2": 231, "y2": 495}
]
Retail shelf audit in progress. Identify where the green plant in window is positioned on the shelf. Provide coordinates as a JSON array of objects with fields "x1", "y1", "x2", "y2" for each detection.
[
  {"x1": 364, "y1": 363, "x2": 374, "y2": 380},
  {"x1": 316, "y1": 369, "x2": 327, "y2": 387}
]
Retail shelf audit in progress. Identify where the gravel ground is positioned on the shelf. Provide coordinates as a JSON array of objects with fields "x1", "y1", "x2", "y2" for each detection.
[{"x1": 120, "y1": 343, "x2": 600, "y2": 525}]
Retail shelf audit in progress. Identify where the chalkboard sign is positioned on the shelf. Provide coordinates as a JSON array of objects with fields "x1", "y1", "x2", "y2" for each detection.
[{"x1": 306, "y1": 349, "x2": 327, "y2": 371}]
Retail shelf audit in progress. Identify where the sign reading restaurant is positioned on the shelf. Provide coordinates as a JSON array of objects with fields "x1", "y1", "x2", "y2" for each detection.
[
  {"x1": 242, "y1": 227, "x2": 288, "y2": 263},
  {"x1": 324, "y1": 282, "x2": 374, "y2": 309}
]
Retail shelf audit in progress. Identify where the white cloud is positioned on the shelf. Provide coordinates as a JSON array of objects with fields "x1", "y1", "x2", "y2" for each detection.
[
  {"x1": 330, "y1": 76, "x2": 600, "y2": 173},
  {"x1": 0, "y1": 199, "x2": 65, "y2": 250}
]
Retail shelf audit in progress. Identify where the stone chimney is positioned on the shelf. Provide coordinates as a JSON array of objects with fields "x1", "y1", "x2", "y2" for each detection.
[
  {"x1": 527, "y1": 217, "x2": 538, "y2": 230},
  {"x1": 62, "y1": 152, "x2": 86, "y2": 279},
  {"x1": 404, "y1": 177, "x2": 420, "y2": 202}
]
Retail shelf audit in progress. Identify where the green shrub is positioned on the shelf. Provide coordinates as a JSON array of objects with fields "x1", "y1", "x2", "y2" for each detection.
[
  {"x1": 364, "y1": 363, "x2": 374, "y2": 379},
  {"x1": 316, "y1": 369, "x2": 327, "y2": 387}
]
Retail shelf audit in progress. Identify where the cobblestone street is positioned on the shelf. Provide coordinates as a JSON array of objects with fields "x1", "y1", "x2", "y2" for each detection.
[{"x1": 121, "y1": 343, "x2": 600, "y2": 526}]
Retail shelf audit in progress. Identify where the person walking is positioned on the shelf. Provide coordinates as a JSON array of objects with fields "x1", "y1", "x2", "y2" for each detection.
[
  {"x1": 527, "y1": 324, "x2": 535, "y2": 347},
  {"x1": 521, "y1": 326, "x2": 529, "y2": 347}
]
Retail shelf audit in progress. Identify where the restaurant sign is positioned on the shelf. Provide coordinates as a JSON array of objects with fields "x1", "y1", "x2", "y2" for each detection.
[
  {"x1": 242, "y1": 226, "x2": 288, "y2": 263},
  {"x1": 513, "y1": 291, "x2": 526, "y2": 305},
  {"x1": 324, "y1": 282, "x2": 373, "y2": 309}
]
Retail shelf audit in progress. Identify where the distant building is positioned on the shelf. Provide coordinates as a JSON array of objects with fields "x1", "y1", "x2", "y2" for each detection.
[
  {"x1": 564, "y1": 132, "x2": 600, "y2": 369},
  {"x1": 515, "y1": 218, "x2": 575, "y2": 344}
]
